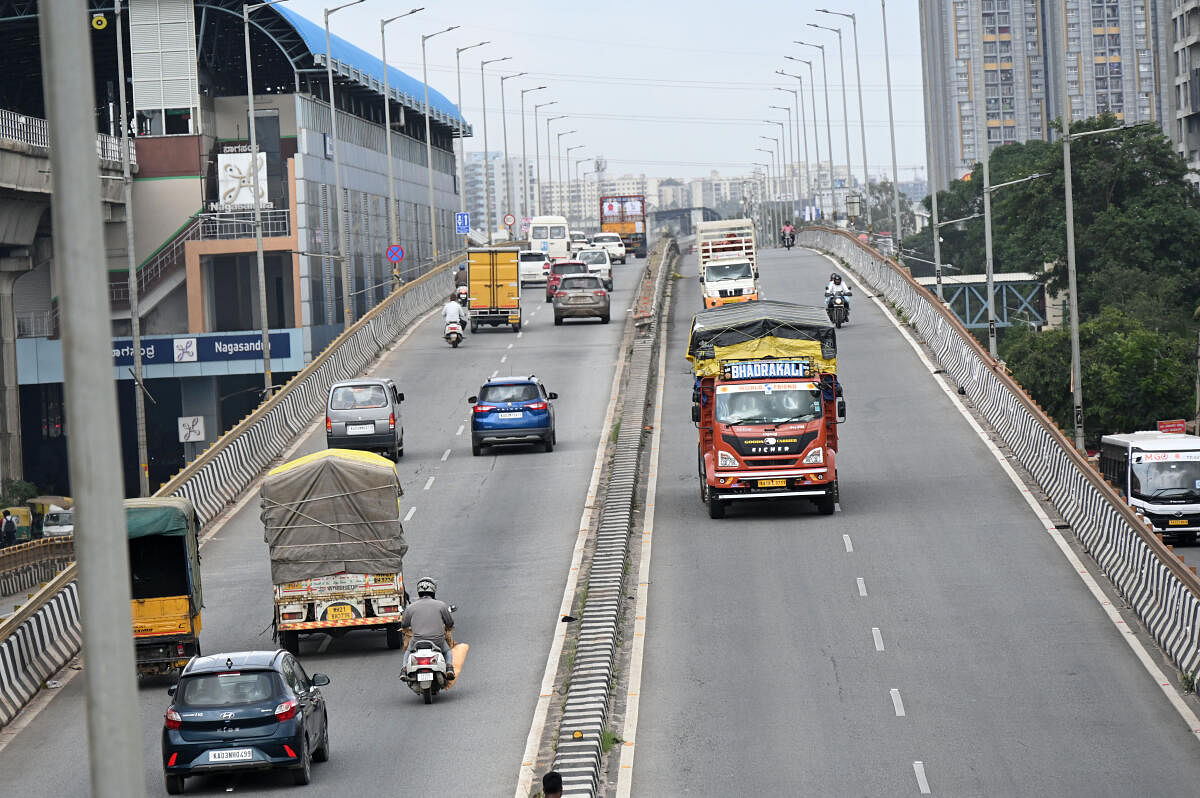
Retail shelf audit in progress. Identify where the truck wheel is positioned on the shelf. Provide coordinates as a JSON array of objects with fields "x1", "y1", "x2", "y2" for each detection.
[
  {"x1": 164, "y1": 774, "x2": 185, "y2": 795},
  {"x1": 512, "y1": 321, "x2": 521, "y2": 332},
  {"x1": 280, "y1": 630, "x2": 299, "y2": 655},
  {"x1": 707, "y1": 493, "x2": 726, "y2": 519},
  {"x1": 386, "y1": 626, "x2": 403, "y2": 650},
  {"x1": 815, "y1": 494, "x2": 836, "y2": 515}
]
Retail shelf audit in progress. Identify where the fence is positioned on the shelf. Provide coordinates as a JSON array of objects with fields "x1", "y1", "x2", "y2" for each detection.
[
  {"x1": 0, "y1": 107, "x2": 135, "y2": 167},
  {"x1": 802, "y1": 227, "x2": 1200, "y2": 677},
  {"x1": 198, "y1": 209, "x2": 292, "y2": 240}
]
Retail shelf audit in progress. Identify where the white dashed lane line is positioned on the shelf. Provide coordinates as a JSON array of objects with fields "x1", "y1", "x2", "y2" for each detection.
[
  {"x1": 843, "y1": 534, "x2": 853, "y2": 553},
  {"x1": 456, "y1": 424, "x2": 464, "y2": 436},
  {"x1": 423, "y1": 476, "x2": 435, "y2": 490},
  {"x1": 441, "y1": 448, "x2": 451, "y2": 462},
  {"x1": 501, "y1": 355, "x2": 507, "y2": 364},
  {"x1": 857, "y1": 577, "x2": 868, "y2": 597},
  {"x1": 890, "y1": 689, "x2": 906, "y2": 717},
  {"x1": 913, "y1": 762, "x2": 932, "y2": 794},
  {"x1": 507, "y1": 343, "x2": 513, "y2": 349},
  {"x1": 872, "y1": 627, "x2": 885, "y2": 652},
  {"x1": 403, "y1": 507, "x2": 416, "y2": 522},
  {"x1": 490, "y1": 370, "x2": 498, "y2": 379}
]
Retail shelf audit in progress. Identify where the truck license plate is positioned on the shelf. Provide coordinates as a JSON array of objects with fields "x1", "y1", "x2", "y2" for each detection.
[
  {"x1": 209, "y1": 749, "x2": 253, "y2": 762},
  {"x1": 1169, "y1": 519, "x2": 1189, "y2": 526},
  {"x1": 757, "y1": 479, "x2": 786, "y2": 488},
  {"x1": 346, "y1": 424, "x2": 374, "y2": 435},
  {"x1": 325, "y1": 604, "x2": 354, "y2": 621}
]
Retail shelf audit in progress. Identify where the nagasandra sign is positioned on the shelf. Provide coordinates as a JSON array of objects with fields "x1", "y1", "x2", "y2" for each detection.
[{"x1": 113, "y1": 333, "x2": 291, "y2": 366}]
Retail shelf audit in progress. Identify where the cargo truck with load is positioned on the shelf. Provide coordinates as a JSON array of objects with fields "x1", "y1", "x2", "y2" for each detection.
[
  {"x1": 467, "y1": 247, "x2": 522, "y2": 332},
  {"x1": 261, "y1": 449, "x2": 408, "y2": 654},
  {"x1": 599, "y1": 194, "x2": 647, "y2": 259},
  {"x1": 688, "y1": 301, "x2": 844, "y2": 519},
  {"x1": 696, "y1": 219, "x2": 759, "y2": 308}
]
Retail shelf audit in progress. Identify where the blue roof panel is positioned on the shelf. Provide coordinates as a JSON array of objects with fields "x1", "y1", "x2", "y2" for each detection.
[{"x1": 273, "y1": 6, "x2": 467, "y2": 130}]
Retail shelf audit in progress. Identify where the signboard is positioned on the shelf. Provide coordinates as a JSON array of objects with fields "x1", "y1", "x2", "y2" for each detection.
[
  {"x1": 112, "y1": 332, "x2": 292, "y2": 367},
  {"x1": 601, "y1": 195, "x2": 645, "y2": 220},
  {"x1": 216, "y1": 151, "x2": 268, "y2": 209},
  {"x1": 721, "y1": 360, "x2": 811, "y2": 381},
  {"x1": 386, "y1": 244, "x2": 404, "y2": 263},
  {"x1": 1157, "y1": 419, "x2": 1188, "y2": 434},
  {"x1": 503, "y1": 213, "x2": 516, "y2": 226},
  {"x1": 455, "y1": 212, "x2": 470, "y2": 234},
  {"x1": 178, "y1": 416, "x2": 205, "y2": 443}
]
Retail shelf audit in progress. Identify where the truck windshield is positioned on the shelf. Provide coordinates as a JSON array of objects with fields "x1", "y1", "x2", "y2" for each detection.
[
  {"x1": 706, "y1": 261, "x2": 753, "y2": 282},
  {"x1": 716, "y1": 386, "x2": 822, "y2": 425},
  {"x1": 1131, "y1": 453, "x2": 1200, "y2": 501}
]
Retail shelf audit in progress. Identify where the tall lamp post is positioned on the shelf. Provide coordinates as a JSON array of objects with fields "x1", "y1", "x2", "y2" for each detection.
[
  {"x1": 760, "y1": 135, "x2": 783, "y2": 236},
  {"x1": 532, "y1": 102, "x2": 558, "y2": 215},
  {"x1": 772, "y1": 94, "x2": 802, "y2": 219},
  {"x1": 765, "y1": 118, "x2": 790, "y2": 220},
  {"x1": 574, "y1": 156, "x2": 589, "y2": 228},
  {"x1": 520, "y1": 86, "x2": 546, "y2": 224},
  {"x1": 325, "y1": 0, "x2": 366, "y2": 325},
  {"x1": 454, "y1": 40, "x2": 488, "y2": 218},
  {"x1": 555, "y1": 129, "x2": 577, "y2": 216},
  {"x1": 808, "y1": 22, "x2": 853, "y2": 223},
  {"x1": 499, "y1": 70, "x2": 526, "y2": 239},
  {"x1": 776, "y1": 74, "x2": 811, "y2": 212},
  {"x1": 381, "y1": 7, "x2": 424, "y2": 251},
  {"x1": 422, "y1": 24, "x2": 459, "y2": 263},
  {"x1": 755, "y1": 146, "x2": 777, "y2": 236},
  {"x1": 479, "y1": 55, "x2": 511, "y2": 245},
  {"x1": 565, "y1": 144, "x2": 583, "y2": 225},
  {"x1": 784, "y1": 56, "x2": 823, "y2": 215},
  {"x1": 880, "y1": 0, "x2": 903, "y2": 250},
  {"x1": 794, "y1": 40, "x2": 835, "y2": 216},
  {"x1": 751, "y1": 162, "x2": 771, "y2": 235},
  {"x1": 817, "y1": 7, "x2": 872, "y2": 230},
  {"x1": 544, "y1": 115, "x2": 567, "y2": 213}
]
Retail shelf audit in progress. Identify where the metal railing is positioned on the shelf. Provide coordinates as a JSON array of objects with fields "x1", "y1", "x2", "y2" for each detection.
[
  {"x1": 0, "y1": 107, "x2": 135, "y2": 167},
  {"x1": 15, "y1": 309, "x2": 59, "y2": 339},
  {"x1": 109, "y1": 214, "x2": 202, "y2": 305},
  {"x1": 198, "y1": 209, "x2": 291, "y2": 240}
]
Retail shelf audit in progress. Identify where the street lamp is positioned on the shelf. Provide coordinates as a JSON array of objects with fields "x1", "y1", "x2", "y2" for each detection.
[
  {"x1": 751, "y1": 162, "x2": 771, "y2": 235},
  {"x1": 325, "y1": 0, "x2": 366, "y2": 325},
  {"x1": 422, "y1": 24, "x2": 459, "y2": 262},
  {"x1": 785, "y1": 56, "x2": 823, "y2": 215},
  {"x1": 499, "y1": 71, "x2": 526, "y2": 239},
  {"x1": 794, "y1": 40, "x2": 835, "y2": 216},
  {"x1": 770, "y1": 100, "x2": 799, "y2": 220},
  {"x1": 533, "y1": 103, "x2": 558, "y2": 215},
  {"x1": 930, "y1": 210, "x2": 981, "y2": 301},
  {"x1": 765, "y1": 118, "x2": 789, "y2": 222},
  {"x1": 817, "y1": 8, "x2": 872, "y2": 230},
  {"x1": 520, "y1": 86, "x2": 546, "y2": 223},
  {"x1": 755, "y1": 145, "x2": 777, "y2": 236},
  {"x1": 880, "y1": 0, "x2": 903, "y2": 250},
  {"x1": 454, "y1": 40, "x2": 488, "y2": 217},
  {"x1": 555, "y1": 129, "x2": 577, "y2": 216},
  {"x1": 479, "y1": 55, "x2": 511, "y2": 245},
  {"x1": 565, "y1": 145, "x2": 584, "y2": 225},
  {"x1": 776, "y1": 74, "x2": 811, "y2": 212},
  {"x1": 381, "y1": 8, "x2": 424, "y2": 251},
  {"x1": 574, "y1": 155, "x2": 589, "y2": 228},
  {"x1": 807, "y1": 22, "x2": 853, "y2": 226},
  {"x1": 545, "y1": 114, "x2": 566, "y2": 213}
]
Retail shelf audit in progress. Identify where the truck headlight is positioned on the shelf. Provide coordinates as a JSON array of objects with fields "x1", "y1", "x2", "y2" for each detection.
[
  {"x1": 718, "y1": 450, "x2": 738, "y2": 468},
  {"x1": 802, "y1": 448, "x2": 824, "y2": 465}
]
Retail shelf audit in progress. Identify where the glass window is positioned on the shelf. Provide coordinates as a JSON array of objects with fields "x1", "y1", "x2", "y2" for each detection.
[
  {"x1": 331, "y1": 384, "x2": 387, "y2": 410},
  {"x1": 705, "y1": 261, "x2": 754, "y2": 281},
  {"x1": 177, "y1": 672, "x2": 277, "y2": 706},
  {"x1": 549, "y1": 225, "x2": 568, "y2": 238},
  {"x1": 715, "y1": 385, "x2": 824, "y2": 426},
  {"x1": 479, "y1": 383, "x2": 539, "y2": 403},
  {"x1": 531, "y1": 225, "x2": 549, "y2": 239},
  {"x1": 559, "y1": 276, "x2": 603, "y2": 291}
]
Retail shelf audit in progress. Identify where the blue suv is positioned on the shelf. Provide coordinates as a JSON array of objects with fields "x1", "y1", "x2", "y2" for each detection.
[{"x1": 469, "y1": 375, "x2": 558, "y2": 455}]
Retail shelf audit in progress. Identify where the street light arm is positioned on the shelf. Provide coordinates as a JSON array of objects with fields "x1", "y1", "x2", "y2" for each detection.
[
  {"x1": 382, "y1": 7, "x2": 423, "y2": 26},
  {"x1": 936, "y1": 212, "x2": 983, "y2": 228},
  {"x1": 422, "y1": 24, "x2": 459, "y2": 42},
  {"x1": 985, "y1": 172, "x2": 1047, "y2": 192},
  {"x1": 816, "y1": 8, "x2": 855, "y2": 20},
  {"x1": 807, "y1": 23, "x2": 839, "y2": 33},
  {"x1": 456, "y1": 40, "x2": 489, "y2": 55},
  {"x1": 326, "y1": 0, "x2": 365, "y2": 18}
]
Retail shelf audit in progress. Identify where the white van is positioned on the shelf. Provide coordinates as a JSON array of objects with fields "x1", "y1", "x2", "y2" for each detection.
[{"x1": 528, "y1": 215, "x2": 570, "y2": 260}]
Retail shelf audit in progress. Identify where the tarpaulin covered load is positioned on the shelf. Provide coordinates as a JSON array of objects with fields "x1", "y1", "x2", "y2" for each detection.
[
  {"x1": 687, "y1": 300, "x2": 837, "y2": 377},
  {"x1": 125, "y1": 497, "x2": 203, "y2": 608},
  {"x1": 261, "y1": 449, "x2": 408, "y2": 584}
]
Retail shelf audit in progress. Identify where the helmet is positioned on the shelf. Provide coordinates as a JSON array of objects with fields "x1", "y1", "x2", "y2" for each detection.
[
  {"x1": 833, "y1": 275, "x2": 842, "y2": 284},
  {"x1": 458, "y1": 263, "x2": 466, "y2": 270},
  {"x1": 416, "y1": 576, "x2": 437, "y2": 597}
]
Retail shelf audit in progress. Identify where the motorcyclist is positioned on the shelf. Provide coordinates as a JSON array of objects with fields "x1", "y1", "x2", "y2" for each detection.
[
  {"x1": 400, "y1": 576, "x2": 455, "y2": 681},
  {"x1": 824, "y1": 274, "x2": 852, "y2": 316},
  {"x1": 453, "y1": 263, "x2": 469, "y2": 288},
  {"x1": 780, "y1": 222, "x2": 795, "y2": 246},
  {"x1": 442, "y1": 293, "x2": 468, "y2": 334}
]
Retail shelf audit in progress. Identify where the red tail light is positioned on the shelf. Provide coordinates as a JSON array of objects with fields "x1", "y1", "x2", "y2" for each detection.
[
  {"x1": 415, "y1": 656, "x2": 434, "y2": 666},
  {"x1": 593, "y1": 290, "x2": 607, "y2": 296},
  {"x1": 167, "y1": 753, "x2": 178, "y2": 767},
  {"x1": 165, "y1": 708, "x2": 181, "y2": 730},
  {"x1": 473, "y1": 404, "x2": 496, "y2": 413},
  {"x1": 527, "y1": 401, "x2": 547, "y2": 411},
  {"x1": 274, "y1": 698, "x2": 298, "y2": 722},
  {"x1": 325, "y1": 417, "x2": 332, "y2": 433},
  {"x1": 389, "y1": 412, "x2": 396, "y2": 431},
  {"x1": 176, "y1": 643, "x2": 185, "y2": 656},
  {"x1": 555, "y1": 291, "x2": 566, "y2": 297},
  {"x1": 283, "y1": 744, "x2": 297, "y2": 759}
]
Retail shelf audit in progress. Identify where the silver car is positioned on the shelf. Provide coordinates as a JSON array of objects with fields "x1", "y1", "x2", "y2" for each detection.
[
  {"x1": 553, "y1": 274, "x2": 610, "y2": 325},
  {"x1": 325, "y1": 378, "x2": 405, "y2": 459}
]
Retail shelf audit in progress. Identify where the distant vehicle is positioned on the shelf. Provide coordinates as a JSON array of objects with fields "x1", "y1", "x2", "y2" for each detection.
[
  {"x1": 568, "y1": 230, "x2": 590, "y2": 252},
  {"x1": 553, "y1": 274, "x2": 610, "y2": 325},
  {"x1": 161, "y1": 649, "x2": 331, "y2": 794},
  {"x1": 696, "y1": 219, "x2": 759, "y2": 309},
  {"x1": 590, "y1": 232, "x2": 626, "y2": 264},
  {"x1": 1099, "y1": 431, "x2": 1200, "y2": 544},
  {"x1": 518, "y1": 250, "x2": 553, "y2": 285},
  {"x1": 599, "y1": 194, "x2": 646, "y2": 258},
  {"x1": 575, "y1": 247, "x2": 613, "y2": 289},
  {"x1": 40, "y1": 508, "x2": 73, "y2": 537},
  {"x1": 469, "y1": 375, "x2": 559, "y2": 455},
  {"x1": 325, "y1": 378, "x2": 405, "y2": 461},
  {"x1": 528, "y1": 215, "x2": 570, "y2": 259},
  {"x1": 129, "y1": 497, "x2": 203, "y2": 676},
  {"x1": 545, "y1": 260, "x2": 588, "y2": 302},
  {"x1": 468, "y1": 247, "x2": 522, "y2": 332}
]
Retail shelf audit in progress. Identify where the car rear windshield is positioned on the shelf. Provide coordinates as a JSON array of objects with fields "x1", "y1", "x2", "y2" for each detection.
[
  {"x1": 578, "y1": 251, "x2": 606, "y2": 264},
  {"x1": 560, "y1": 276, "x2": 603, "y2": 291},
  {"x1": 479, "y1": 383, "x2": 540, "y2": 403},
  {"x1": 177, "y1": 671, "x2": 279, "y2": 707},
  {"x1": 594, "y1": 234, "x2": 619, "y2": 243},
  {"x1": 330, "y1": 384, "x2": 387, "y2": 410},
  {"x1": 519, "y1": 252, "x2": 547, "y2": 262},
  {"x1": 553, "y1": 263, "x2": 587, "y2": 275}
]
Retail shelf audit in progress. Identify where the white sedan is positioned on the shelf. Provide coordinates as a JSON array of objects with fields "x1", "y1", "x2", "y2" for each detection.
[
  {"x1": 590, "y1": 233, "x2": 626, "y2": 264},
  {"x1": 576, "y1": 248, "x2": 613, "y2": 290}
]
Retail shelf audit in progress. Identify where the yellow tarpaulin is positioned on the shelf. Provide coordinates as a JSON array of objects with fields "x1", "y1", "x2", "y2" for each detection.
[{"x1": 689, "y1": 337, "x2": 836, "y2": 378}]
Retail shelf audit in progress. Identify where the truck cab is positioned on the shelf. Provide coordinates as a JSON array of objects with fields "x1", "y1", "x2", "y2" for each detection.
[{"x1": 696, "y1": 219, "x2": 759, "y2": 308}]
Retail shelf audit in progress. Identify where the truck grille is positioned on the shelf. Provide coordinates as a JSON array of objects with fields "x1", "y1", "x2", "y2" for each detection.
[
  {"x1": 743, "y1": 457, "x2": 799, "y2": 468},
  {"x1": 718, "y1": 288, "x2": 742, "y2": 298}
]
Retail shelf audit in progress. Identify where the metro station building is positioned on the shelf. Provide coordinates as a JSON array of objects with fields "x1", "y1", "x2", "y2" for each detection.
[{"x1": 0, "y1": 0, "x2": 469, "y2": 494}]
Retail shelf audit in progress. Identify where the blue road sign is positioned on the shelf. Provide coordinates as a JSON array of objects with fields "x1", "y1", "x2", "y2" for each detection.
[
  {"x1": 386, "y1": 244, "x2": 404, "y2": 263},
  {"x1": 455, "y1": 212, "x2": 470, "y2": 234}
]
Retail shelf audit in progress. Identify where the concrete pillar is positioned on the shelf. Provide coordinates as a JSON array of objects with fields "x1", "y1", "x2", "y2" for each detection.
[
  {"x1": 0, "y1": 256, "x2": 29, "y2": 485},
  {"x1": 179, "y1": 375, "x2": 219, "y2": 464}
]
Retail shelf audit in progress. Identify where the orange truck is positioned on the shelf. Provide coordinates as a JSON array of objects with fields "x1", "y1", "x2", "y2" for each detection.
[
  {"x1": 696, "y1": 219, "x2": 759, "y2": 308},
  {"x1": 599, "y1": 194, "x2": 647, "y2": 258},
  {"x1": 688, "y1": 300, "x2": 844, "y2": 519}
]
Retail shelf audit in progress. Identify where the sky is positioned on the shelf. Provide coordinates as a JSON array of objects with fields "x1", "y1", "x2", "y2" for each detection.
[{"x1": 284, "y1": 0, "x2": 926, "y2": 182}]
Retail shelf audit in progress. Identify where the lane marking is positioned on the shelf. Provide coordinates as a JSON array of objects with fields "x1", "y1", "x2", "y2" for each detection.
[
  {"x1": 501, "y1": 355, "x2": 508, "y2": 364},
  {"x1": 441, "y1": 448, "x2": 451, "y2": 462},
  {"x1": 822, "y1": 251, "x2": 1200, "y2": 747},
  {"x1": 403, "y1": 506, "x2": 416, "y2": 522},
  {"x1": 507, "y1": 343, "x2": 513, "y2": 350},
  {"x1": 490, "y1": 370, "x2": 498, "y2": 380},
  {"x1": 518, "y1": 331, "x2": 523, "y2": 338},
  {"x1": 914, "y1": 761, "x2": 931, "y2": 795},
  {"x1": 857, "y1": 577, "x2": 868, "y2": 597},
  {"x1": 843, "y1": 534, "x2": 854, "y2": 553},
  {"x1": 872, "y1": 627, "x2": 885, "y2": 652},
  {"x1": 455, "y1": 425, "x2": 464, "y2": 436},
  {"x1": 423, "y1": 476, "x2": 435, "y2": 491},
  {"x1": 890, "y1": 688, "x2": 906, "y2": 717}
]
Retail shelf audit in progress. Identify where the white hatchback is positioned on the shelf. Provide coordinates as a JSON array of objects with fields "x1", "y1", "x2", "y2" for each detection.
[
  {"x1": 590, "y1": 233, "x2": 626, "y2": 264},
  {"x1": 518, "y1": 250, "x2": 552, "y2": 285},
  {"x1": 576, "y1": 248, "x2": 613, "y2": 290}
]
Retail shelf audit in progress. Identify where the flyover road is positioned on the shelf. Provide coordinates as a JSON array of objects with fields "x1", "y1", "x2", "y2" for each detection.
[
  {"x1": 630, "y1": 245, "x2": 1200, "y2": 795},
  {"x1": 0, "y1": 269, "x2": 639, "y2": 795}
]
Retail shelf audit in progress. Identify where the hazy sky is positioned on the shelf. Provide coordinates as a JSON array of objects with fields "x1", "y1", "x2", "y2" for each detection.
[{"x1": 285, "y1": 0, "x2": 926, "y2": 182}]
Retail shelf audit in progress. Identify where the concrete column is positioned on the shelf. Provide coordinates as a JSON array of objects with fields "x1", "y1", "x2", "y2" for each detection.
[
  {"x1": 178, "y1": 376, "x2": 219, "y2": 465},
  {"x1": 0, "y1": 257, "x2": 29, "y2": 485}
]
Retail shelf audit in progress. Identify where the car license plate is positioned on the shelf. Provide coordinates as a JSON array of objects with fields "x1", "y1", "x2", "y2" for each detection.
[
  {"x1": 499, "y1": 411, "x2": 522, "y2": 419},
  {"x1": 209, "y1": 749, "x2": 253, "y2": 762},
  {"x1": 1169, "y1": 519, "x2": 1189, "y2": 526},
  {"x1": 325, "y1": 604, "x2": 354, "y2": 621},
  {"x1": 757, "y1": 479, "x2": 786, "y2": 488},
  {"x1": 569, "y1": 296, "x2": 589, "y2": 304},
  {"x1": 346, "y1": 423, "x2": 374, "y2": 435}
]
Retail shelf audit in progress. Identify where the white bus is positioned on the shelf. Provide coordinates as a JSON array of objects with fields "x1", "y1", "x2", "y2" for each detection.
[
  {"x1": 528, "y1": 215, "x2": 570, "y2": 260},
  {"x1": 1099, "y1": 430, "x2": 1200, "y2": 544}
]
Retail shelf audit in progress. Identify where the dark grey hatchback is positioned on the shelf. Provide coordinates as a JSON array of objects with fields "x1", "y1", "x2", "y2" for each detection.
[{"x1": 161, "y1": 650, "x2": 330, "y2": 794}]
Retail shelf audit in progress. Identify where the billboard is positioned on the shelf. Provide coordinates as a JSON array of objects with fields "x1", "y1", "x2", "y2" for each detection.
[
  {"x1": 601, "y1": 195, "x2": 645, "y2": 220},
  {"x1": 216, "y1": 150, "x2": 268, "y2": 209}
]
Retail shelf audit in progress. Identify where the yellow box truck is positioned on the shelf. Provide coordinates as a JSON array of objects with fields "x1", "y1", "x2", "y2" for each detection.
[{"x1": 468, "y1": 247, "x2": 522, "y2": 332}]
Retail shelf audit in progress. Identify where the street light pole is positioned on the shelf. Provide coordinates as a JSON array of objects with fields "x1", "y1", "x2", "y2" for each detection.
[
  {"x1": 776, "y1": 73, "x2": 811, "y2": 213},
  {"x1": 795, "y1": 41, "x2": 835, "y2": 217},
  {"x1": 382, "y1": 8, "x2": 424, "y2": 252},
  {"x1": 574, "y1": 156, "x2": 589, "y2": 228},
  {"x1": 565, "y1": 145, "x2": 583, "y2": 225},
  {"x1": 1058, "y1": 51, "x2": 1085, "y2": 452},
  {"x1": 755, "y1": 145, "x2": 777, "y2": 237},
  {"x1": 751, "y1": 162, "x2": 770, "y2": 235},
  {"x1": 545, "y1": 115, "x2": 566, "y2": 213},
  {"x1": 555, "y1": 129, "x2": 576, "y2": 216},
  {"x1": 325, "y1": 0, "x2": 365, "y2": 325},
  {"x1": 881, "y1": 0, "x2": 903, "y2": 250},
  {"x1": 982, "y1": 154, "x2": 997, "y2": 358},
  {"x1": 818, "y1": 8, "x2": 872, "y2": 230},
  {"x1": 785, "y1": 56, "x2": 822, "y2": 216},
  {"x1": 499, "y1": 71, "x2": 526, "y2": 239},
  {"x1": 808, "y1": 24, "x2": 853, "y2": 226},
  {"x1": 766, "y1": 118, "x2": 789, "y2": 221},
  {"x1": 479, "y1": 55, "x2": 511, "y2": 245},
  {"x1": 533, "y1": 102, "x2": 557, "y2": 216},
  {"x1": 774, "y1": 88, "x2": 803, "y2": 218},
  {"x1": 520, "y1": 87, "x2": 546, "y2": 225},
  {"x1": 455, "y1": 40, "x2": 488, "y2": 218},
  {"x1": 422, "y1": 24, "x2": 459, "y2": 263}
]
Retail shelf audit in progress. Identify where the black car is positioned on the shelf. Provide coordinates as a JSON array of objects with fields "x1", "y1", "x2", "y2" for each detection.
[{"x1": 162, "y1": 650, "x2": 330, "y2": 794}]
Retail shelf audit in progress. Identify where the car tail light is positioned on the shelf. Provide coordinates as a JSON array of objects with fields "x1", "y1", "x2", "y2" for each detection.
[
  {"x1": 167, "y1": 753, "x2": 178, "y2": 767},
  {"x1": 415, "y1": 656, "x2": 434, "y2": 666},
  {"x1": 283, "y1": 745, "x2": 298, "y2": 759},
  {"x1": 389, "y1": 412, "x2": 396, "y2": 431},
  {"x1": 593, "y1": 290, "x2": 607, "y2": 296},
  {"x1": 527, "y1": 401, "x2": 547, "y2": 411},
  {"x1": 176, "y1": 643, "x2": 185, "y2": 656},
  {"x1": 473, "y1": 404, "x2": 496, "y2": 414},
  {"x1": 274, "y1": 698, "x2": 299, "y2": 722},
  {"x1": 555, "y1": 291, "x2": 566, "y2": 298},
  {"x1": 165, "y1": 708, "x2": 181, "y2": 730},
  {"x1": 325, "y1": 417, "x2": 332, "y2": 433}
]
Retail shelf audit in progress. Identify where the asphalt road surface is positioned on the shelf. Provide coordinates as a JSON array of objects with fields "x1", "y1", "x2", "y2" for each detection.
[
  {"x1": 630, "y1": 245, "x2": 1200, "y2": 796},
  {"x1": 0, "y1": 269, "x2": 638, "y2": 796}
]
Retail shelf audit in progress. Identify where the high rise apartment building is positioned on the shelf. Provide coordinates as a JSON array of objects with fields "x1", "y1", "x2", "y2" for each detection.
[{"x1": 921, "y1": 0, "x2": 1171, "y2": 192}]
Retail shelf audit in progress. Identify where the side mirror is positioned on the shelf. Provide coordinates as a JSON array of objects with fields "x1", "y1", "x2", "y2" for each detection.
[
  {"x1": 548, "y1": 392, "x2": 559, "y2": 400},
  {"x1": 167, "y1": 685, "x2": 177, "y2": 696},
  {"x1": 396, "y1": 392, "x2": 405, "y2": 402},
  {"x1": 449, "y1": 604, "x2": 457, "y2": 613},
  {"x1": 691, "y1": 405, "x2": 701, "y2": 423},
  {"x1": 754, "y1": 270, "x2": 759, "y2": 279},
  {"x1": 837, "y1": 399, "x2": 847, "y2": 423},
  {"x1": 467, "y1": 396, "x2": 478, "y2": 404},
  {"x1": 311, "y1": 673, "x2": 331, "y2": 687}
]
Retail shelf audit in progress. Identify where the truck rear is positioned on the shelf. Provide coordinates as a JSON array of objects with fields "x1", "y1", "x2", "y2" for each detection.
[
  {"x1": 468, "y1": 247, "x2": 522, "y2": 332},
  {"x1": 696, "y1": 219, "x2": 759, "y2": 308},
  {"x1": 261, "y1": 449, "x2": 408, "y2": 653},
  {"x1": 599, "y1": 194, "x2": 647, "y2": 258},
  {"x1": 127, "y1": 497, "x2": 203, "y2": 676},
  {"x1": 688, "y1": 301, "x2": 845, "y2": 519}
]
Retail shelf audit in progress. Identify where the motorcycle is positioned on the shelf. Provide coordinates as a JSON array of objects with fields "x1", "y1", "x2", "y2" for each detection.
[
  {"x1": 781, "y1": 232, "x2": 795, "y2": 250},
  {"x1": 826, "y1": 292, "x2": 850, "y2": 328},
  {"x1": 444, "y1": 321, "x2": 464, "y2": 348},
  {"x1": 401, "y1": 641, "x2": 451, "y2": 704},
  {"x1": 455, "y1": 285, "x2": 469, "y2": 308}
]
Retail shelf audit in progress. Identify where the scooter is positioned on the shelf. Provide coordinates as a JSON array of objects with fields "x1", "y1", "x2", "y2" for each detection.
[
  {"x1": 455, "y1": 285, "x2": 469, "y2": 308},
  {"x1": 781, "y1": 232, "x2": 795, "y2": 250},
  {"x1": 444, "y1": 321, "x2": 464, "y2": 348},
  {"x1": 826, "y1": 292, "x2": 850, "y2": 328},
  {"x1": 401, "y1": 641, "x2": 451, "y2": 704}
]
